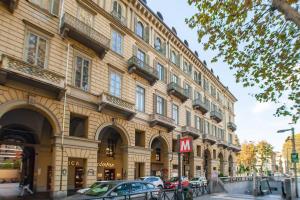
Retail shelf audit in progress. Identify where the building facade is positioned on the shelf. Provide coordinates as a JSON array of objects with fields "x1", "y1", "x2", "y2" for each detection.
[
  {"x1": 0, "y1": 0, "x2": 240, "y2": 197},
  {"x1": 282, "y1": 133, "x2": 300, "y2": 175}
]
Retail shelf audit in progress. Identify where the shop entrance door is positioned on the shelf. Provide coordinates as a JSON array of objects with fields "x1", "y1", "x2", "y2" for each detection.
[{"x1": 104, "y1": 169, "x2": 115, "y2": 180}]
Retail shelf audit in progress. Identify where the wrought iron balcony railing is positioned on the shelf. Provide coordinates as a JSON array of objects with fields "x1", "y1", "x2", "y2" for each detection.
[
  {"x1": 149, "y1": 114, "x2": 175, "y2": 133},
  {"x1": 0, "y1": 54, "x2": 65, "y2": 99},
  {"x1": 167, "y1": 82, "x2": 189, "y2": 102},
  {"x1": 182, "y1": 126, "x2": 202, "y2": 139},
  {"x1": 111, "y1": 10, "x2": 127, "y2": 26},
  {"x1": 228, "y1": 122, "x2": 237, "y2": 131},
  {"x1": 192, "y1": 99, "x2": 209, "y2": 114},
  {"x1": 99, "y1": 92, "x2": 136, "y2": 120},
  {"x1": 128, "y1": 56, "x2": 159, "y2": 85},
  {"x1": 210, "y1": 110, "x2": 223, "y2": 123},
  {"x1": 60, "y1": 13, "x2": 110, "y2": 58}
]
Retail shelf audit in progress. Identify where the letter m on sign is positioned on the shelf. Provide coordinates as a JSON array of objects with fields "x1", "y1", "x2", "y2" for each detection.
[{"x1": 180, "y1": 138, "x2": 193, "y2": 153}]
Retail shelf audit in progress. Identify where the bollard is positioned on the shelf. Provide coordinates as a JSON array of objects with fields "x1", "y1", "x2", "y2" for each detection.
[{"x1": 284, "y1": 178, "x2": 292, "y2": 200}]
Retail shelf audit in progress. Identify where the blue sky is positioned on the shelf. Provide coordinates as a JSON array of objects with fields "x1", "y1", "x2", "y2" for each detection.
[{"x1": 147, "y1": 0, "x2": 300, "y2": 151}]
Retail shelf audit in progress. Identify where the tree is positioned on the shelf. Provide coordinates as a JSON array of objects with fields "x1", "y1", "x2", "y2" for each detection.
[
  {"x1": 256, "y1": 141, "x2": 274, "y2": 173},
  {"x1": 186, "y1": 0, "x2": 300, "y2": 123},
  {"x1": 237, "y1": 142, "x2": 257, "y2": 172}
]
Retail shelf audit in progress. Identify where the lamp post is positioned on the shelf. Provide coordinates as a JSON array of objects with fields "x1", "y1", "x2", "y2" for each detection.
[{"x1": 278, "y1": 127, "x2": 298, "y2": 198}]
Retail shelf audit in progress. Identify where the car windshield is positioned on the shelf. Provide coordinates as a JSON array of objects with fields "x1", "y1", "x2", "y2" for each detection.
[
  {"x1": 90, "y1": 182, "x2": 101, "y2": 188},
  {"x1": 191, "y1": 178, "x2": 199, "y2": 181},
  {"x1": 169, "y1": 177, "x2": 178, "y2": 182},
  {"x1": 85, "y1": 183, "x2": 116, "y2": 196}
]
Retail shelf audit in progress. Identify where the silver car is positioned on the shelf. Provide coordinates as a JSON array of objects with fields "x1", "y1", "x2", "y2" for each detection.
[{"x1": 64, "y1": 181, "x2": 160, "y2": 200}]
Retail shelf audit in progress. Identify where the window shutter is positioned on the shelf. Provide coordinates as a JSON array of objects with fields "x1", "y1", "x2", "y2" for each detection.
[
  {"x1": 162, "y1": 42, "x2": 166, "y2": 56},
  {"x1": 51, "y1": 0, "x2": 60, "y2": 16},
  {"x1": 132, "y1": 45, "x2": 137, "y2": 56},
  {"x1": 178, "y1": 77, "x2": 181, "y2": 86},
  {"x1": 145, "y1": 54, "x2": 150, "y2": 65},
  {"x1": 163, "y1": 98, "x2": 167, "y2": 116},
  {"x1": 153, "y1": 32, "x2": 157, "y2": 47},
  {"x1": 163, "y1": 66, "x2": 167, "y2": 83},
  {"x1": 153, "y1": 94, "x2": 157, "y2": 114},
  {"x1": 134, "y1": 16, "x2": 137, "y2": 33},
  {"x1": 176, "y1": 54, "x2": 180, "y2": 67},
  {"x1": 169, "y1": 71, "x2": 172, "y2": 83},
  {"x1": 153, "y1": 59, "x2": 157, "y2": 68},
  {"x1": 144, "y1": 26, "x2": 150, "y2": 43},
  {"x1": 194, "y1": 116, "x2": 197, "y2": 129},
  {"x1": 190, "y1": 87, "x2": 193, "y2": 99}
]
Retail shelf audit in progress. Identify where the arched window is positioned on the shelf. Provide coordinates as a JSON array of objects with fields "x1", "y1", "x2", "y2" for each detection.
[
  {"x1": 155, "y1": 148, "x2": 161, "y2": 161},
  {"x1": 171, "y1": 51, "x2": 176, "y2": 63},
  {"x1": 113, "y1": 1, "x2": 122, "y2": 18},
  {"x1": 136, "y1": 21, "x2": 144, "y2": 38},
  {"x1": 154, "y1": 37, "x2": 161, "y2": 51}
]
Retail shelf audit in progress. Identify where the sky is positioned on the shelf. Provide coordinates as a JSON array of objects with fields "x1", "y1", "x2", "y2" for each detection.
[{"x1": 147, "y1": 0, "x2": 300, "y2": 151}]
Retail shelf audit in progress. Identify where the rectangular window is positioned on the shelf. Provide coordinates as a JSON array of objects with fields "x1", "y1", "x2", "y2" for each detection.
[
  {"x1": 74, "y1": 55, "x2": 90, "y2": 91},
  {"x1": 186, "y1": 110, "x2": 191, "y2": 127},
  {"x1": 195, "y1": 91, "x2": 202, "y2": 101},
  {"x1": 171, "y1": 74, "x2": 179, "y2": 84},
  {"x1": 25, "y1": 31, "x2": 48, "y2": 68},
  {"x1": 197, "y1": 146, "x2": 201, "y2": 157},
  {"x1": 156, "y1": 96, "x2": 164, "y2": 115},
  {"x1": 135, "y1": 130, "x2": 145, "y2": 147},
  {"x1": 109, "y1": 71, "x2": 122, "y2": 97},
  {"x1": 195, "y1": 116, "x2": 201, "y2": 130},
  {"x1": 137, "y1": 49, "x2": 146, "y2": 63},
  {"x1": 111, "y1": 30, "x2": 123, "y2": 55},
  {"x1": 29, "y1": 0, "x2": 60, "y2": 16},
  {"x1": 172, "y1": 139, "x2": 178, "y2": 152},
  {"x1": 172, "y1": 104, "x2": 179, "y2": 125},
  {"x1": 136, "y1": 86, "x2": 145, "y2": 112},
  {"x1": 69, "y1": 113, "x2": 87, "y2": 138},
  {"x1": 184, "y1": 83, "x2": 192, "y2": 98},
  {"x1": 157, "y1": 63, "x2": 165, "y2": 81}
]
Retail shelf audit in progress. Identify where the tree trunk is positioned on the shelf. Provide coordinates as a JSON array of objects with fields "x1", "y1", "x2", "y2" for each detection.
[{"x1": 272, "y1": 0, "x2": 300, "y2": 28}]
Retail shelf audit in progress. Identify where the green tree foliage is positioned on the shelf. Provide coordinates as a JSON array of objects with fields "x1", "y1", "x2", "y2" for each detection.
[
  {"x1": 186, "y1": 0, "x2": 300, "y2": 123},
  {"x1": 256, "y1": 141, "x2": 274, "y2": 173}
]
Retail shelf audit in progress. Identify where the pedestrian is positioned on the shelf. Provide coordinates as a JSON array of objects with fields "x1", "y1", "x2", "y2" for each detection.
[{"x1": 19, "y1": 175, "x2": 33, "y2": 197}]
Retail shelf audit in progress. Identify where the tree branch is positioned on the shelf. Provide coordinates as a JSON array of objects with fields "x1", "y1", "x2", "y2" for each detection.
[{"x1": 272, "y1": 0, "x2": 300, "y2": 28}]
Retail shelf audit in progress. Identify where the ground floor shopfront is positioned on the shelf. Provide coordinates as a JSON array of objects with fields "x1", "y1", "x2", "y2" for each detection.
[{"x1": 0, "y1": 86, "x2": 238, "y2": 198}]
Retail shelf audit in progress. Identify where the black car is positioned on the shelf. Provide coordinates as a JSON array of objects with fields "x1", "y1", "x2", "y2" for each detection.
[{"x1": 64, "y1": 181, "x2": 160, "y2": 200}]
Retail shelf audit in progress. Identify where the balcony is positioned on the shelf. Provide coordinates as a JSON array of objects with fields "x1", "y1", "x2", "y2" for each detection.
[
  {"x1": 217, "y1": 139, "x2": 229, "y2": 148},
  {"x1": 149, "y1": 114, "x2": 175, "y2": 132},
  {"x1": 60, "y1": 13, "x2": 110, "y2": 59},
  {"x1": 228, "y1": 143, "x2": 241, "y2": 152},
  {"x1": 111, "y1": 10, "x2": 127, "y2": 26},
  {"x1": 210, "y1": 110, "x2": 223, "y2": 123},
  {"x1": 167, "y1": 83, "x2": 189, "y2": 102},
  {"x1": 228, "y1": 122, "x2": 237, "y2": 131},
  {"x1": 192, "y1": 99, "x2": 209, "y2": 114},
  {"x1": 128, "y1": 56, "x2": 159, "y2": 85},
  {"x1": 203, "y1": 134, "x2": 217, "y2": 144},
  {"x1": 182, "y1": 126, "x2": 202, "y2": 139},
  {"x1": 0, "y1": 54, "x2": 65, "y2": 99},
  {"x1": 99, "y1": 92, "x2": 136, "y2": 120},
  {"x1": 2, "y1": 0, "x2": 18, "y2": 13}
]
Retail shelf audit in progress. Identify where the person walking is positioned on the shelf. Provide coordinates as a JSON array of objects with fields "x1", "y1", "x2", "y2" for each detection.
[{"x1": 19, "y1": 175, "x2": 33, "y2": 197}]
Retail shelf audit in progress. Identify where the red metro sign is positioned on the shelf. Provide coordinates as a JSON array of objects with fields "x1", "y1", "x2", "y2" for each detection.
[{"x1": 180, "y1": 137, "x2": 193, "y2": 153}]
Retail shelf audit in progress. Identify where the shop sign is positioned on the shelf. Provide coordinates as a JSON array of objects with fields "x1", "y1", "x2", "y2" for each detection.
[
  {"x1": 97, "y1": 161, "x2": 115, "y2": 167},
  {"x1": 180, "y1": 137, "x2": 193, "y2": 153},
  {"x1": 68, "y1": 161, "x2": 80, "y2": 166},
  {"x1": 291, "y1": 153, "x2": 299, "y2": 163}
]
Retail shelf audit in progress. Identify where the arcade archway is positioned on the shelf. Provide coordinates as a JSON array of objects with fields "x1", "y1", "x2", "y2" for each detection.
[
  {"x1": 97, "y1": 125, "x2": 129, "y2": 181},
  {"x1": 228, "y1": 155, "x2": 233, "y2": 176},
  {"x1": 0, "y1": 108, "x2": 54, "y2": 194},
  {"x1": 218, "y1": 153, "x2": 224, "y2": 175},
  {"x1": 203, "y1": 149, "x2": 212, "y2": 179},
  {"x1": 150, "y1": 137, "x2": 169, "y2": 180}
]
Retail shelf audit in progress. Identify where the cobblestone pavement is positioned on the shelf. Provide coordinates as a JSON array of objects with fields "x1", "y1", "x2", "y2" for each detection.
[{"x1": 195, "y1": 193, "x2": 285, "y2": 200}]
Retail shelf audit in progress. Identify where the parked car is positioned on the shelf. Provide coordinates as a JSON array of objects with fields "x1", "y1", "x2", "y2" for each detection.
[
  {"x1": 139, "y1": 176, "x2": 164, "y2": 189},
  {"x1": 76, "y1": 181, "x2": 103, "y2": 194},
  {"x1": 164, "y1": 176, "x2": 189, "y2": 189},
  {"x1": 189, "y1": 176, "x2": 207, "y2": 187},
  {"x1": 65, "y1": 181, "x2": 160, "y2": 200}
]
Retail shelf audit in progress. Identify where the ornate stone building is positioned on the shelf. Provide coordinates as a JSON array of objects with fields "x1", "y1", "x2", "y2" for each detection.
[{"x1": 0, "y1": 0, "x2": 240, "y2": 197}]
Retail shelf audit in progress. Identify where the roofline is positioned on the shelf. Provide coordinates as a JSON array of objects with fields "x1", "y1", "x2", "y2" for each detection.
[{"x1": 137, "y1": 0, "x2": 238, "y2": 102}]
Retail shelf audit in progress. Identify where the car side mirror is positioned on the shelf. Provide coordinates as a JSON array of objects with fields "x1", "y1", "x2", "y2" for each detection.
[{"x1": 110, "y1": 192, "x2": 118, "y2": 197}]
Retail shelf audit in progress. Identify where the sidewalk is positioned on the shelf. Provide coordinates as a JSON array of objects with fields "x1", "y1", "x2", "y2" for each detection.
[{"x1": 195, "y1": 193, "x2": 285, "y2": 200}]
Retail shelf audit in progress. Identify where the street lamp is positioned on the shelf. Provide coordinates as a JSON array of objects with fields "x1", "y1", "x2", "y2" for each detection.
[{"x1": 278, "y1": 127, "x2": 298, "y2": 198}]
